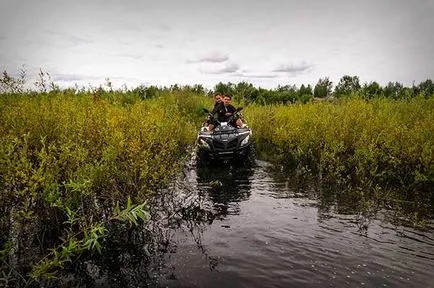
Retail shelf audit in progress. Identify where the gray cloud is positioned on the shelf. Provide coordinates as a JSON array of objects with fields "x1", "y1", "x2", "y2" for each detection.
[
  {"x1": 233, "y1": 72, "x2": 278, "y2": 79},
  {"x1": 201, "y1": 62, "x2": 240, "y2": 74},
  {"x1": 52, "y1": 74, "x2": 145, "y2": 90},
  {"x1": 219, "y1": 62, "x2": 239, "y2": 73},
  {"x1": 188, "y1": 51, "x2": 229, "y2": 63},
  {"x1": 101, "y1": 22, "x2": 142, "y2": 33},
  {"x1": 272, "y1": 62, "x2": 314, "y2": 74},
  {"x1": 116, "y1": 53, "x2": 144, "y2": 60},
  {"x1": 53, "y1": 74, "x2": 102, "y2": 82},
  {"x1": 1, "y1": 0, "x2": 430, "y2": 88},
  {"x1": 43, "y1": 30, "x2": 93, "y2": 47},
  {"x1": 53, "y1": 73, "x2": 144, "y2": 83},
  {"x1": 155, "y1": 24, "x2": 172, "y2": 31}
]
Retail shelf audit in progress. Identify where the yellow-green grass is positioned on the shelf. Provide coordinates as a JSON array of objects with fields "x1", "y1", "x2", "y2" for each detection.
[
  {"x1": 244, "y1": 96, "x2": 433, "y2": 218},
  {"x1": 1, "y1": 90, "x2": 433, "y2": 282},
  {"x1": 0, "y1": 90, "x2": 209, "y2": 282}
]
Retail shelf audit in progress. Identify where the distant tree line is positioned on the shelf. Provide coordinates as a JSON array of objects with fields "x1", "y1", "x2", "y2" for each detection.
[
  {"x1": 211, "y1": 76, "x2": 434, "y2": 105},
  {"x1": 1, "y1": 69, "x2": 433, "y2": 105}
]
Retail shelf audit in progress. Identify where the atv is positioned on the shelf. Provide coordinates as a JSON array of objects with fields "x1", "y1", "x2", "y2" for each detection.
[{"x1": 196, "y1": 107, "x2": 253, "y2": 164}]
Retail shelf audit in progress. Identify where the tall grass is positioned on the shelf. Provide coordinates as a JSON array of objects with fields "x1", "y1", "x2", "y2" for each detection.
[
  {"x1": 1, "y1": 82, "x2": 433, "y2": 284},
  {"x1": 245, "y1": 96, "x2": 434, "y2": 220},
  {"x1": 0, "y1": 89, "x2": 209, "y2": 285}
]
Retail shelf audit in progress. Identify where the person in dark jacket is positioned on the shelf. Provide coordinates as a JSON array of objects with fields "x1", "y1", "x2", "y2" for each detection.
[
  {"x1": 218, "y1": 95, "x2": 244, "y2": 127},
  {"x1": 206, "y1": 94, "x2": 224, "y2": 130},
  {"x1": 211, "y1": 94, "x2": 224, "y2": 115}
]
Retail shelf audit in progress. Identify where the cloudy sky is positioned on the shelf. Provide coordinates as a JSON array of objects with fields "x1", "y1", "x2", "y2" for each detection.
[{"x1": 1, "y1": 0, "x2": 433, "y2": 89}]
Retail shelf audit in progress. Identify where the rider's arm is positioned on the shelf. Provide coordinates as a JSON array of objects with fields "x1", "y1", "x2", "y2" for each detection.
[
  {"x1": 225, "y1": 105, "x2": 236, "y2": 116},
  {"x1": 211, "y1": 103, "x2": 223, "y2": 115}
]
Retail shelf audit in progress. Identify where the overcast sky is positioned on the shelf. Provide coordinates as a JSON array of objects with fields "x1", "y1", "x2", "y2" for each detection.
[{"x1": 1, "y1": 0, "x2": 433, "y2": 89}]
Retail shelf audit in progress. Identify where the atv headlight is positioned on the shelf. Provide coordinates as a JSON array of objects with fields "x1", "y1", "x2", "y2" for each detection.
[
  {"x1": 199, "y1": 138, "x2": 210, "y2": 149},
  {"x1": 240, "y1": 135, "x2": 250, "y2": 146}
]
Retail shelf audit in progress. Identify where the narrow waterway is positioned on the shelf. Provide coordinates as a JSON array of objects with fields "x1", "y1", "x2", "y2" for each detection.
[{"x1": 149, "y1": 160, "x2": 434, "y2": 288}]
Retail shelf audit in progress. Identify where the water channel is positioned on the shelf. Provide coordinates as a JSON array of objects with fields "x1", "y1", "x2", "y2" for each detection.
[
  {"x1": 48, "y1": 159, "x2": 434, "y2": 288},
  {"x1": 146, "y1": 160, "x2": 434, "y2": 288}
]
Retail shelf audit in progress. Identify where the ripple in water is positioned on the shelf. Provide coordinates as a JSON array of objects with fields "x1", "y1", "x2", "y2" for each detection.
[{"x1": 154, "y1": 160, "x2": 434, "y2": 288}]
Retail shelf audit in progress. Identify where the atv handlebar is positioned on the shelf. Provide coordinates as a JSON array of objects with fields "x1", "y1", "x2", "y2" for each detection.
[{"x1": 203, "y1": 107, "x2": 243, "y2": 127}]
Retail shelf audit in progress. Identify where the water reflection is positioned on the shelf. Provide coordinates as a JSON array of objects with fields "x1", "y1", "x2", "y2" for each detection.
[
  {"x1": 52, "y1": 177, "x2": 216, "y2": 287},
  {"x1": 263, "y1": 164, "x2": 434, "y2": 231},
  {"x1": 195, "y1": 163, "x2": 255, "y2": 217},
  {"x1": 12, "y1": 159, "x2": 433, "y2": 287},
  {"x1": 157, "y1": 160, "x2": 434, "y2": 288}
]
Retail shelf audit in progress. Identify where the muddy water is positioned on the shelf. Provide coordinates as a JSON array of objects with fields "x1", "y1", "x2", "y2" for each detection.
[{"x1": 150, "y1": 160, "x2": 434, "y2": 288}]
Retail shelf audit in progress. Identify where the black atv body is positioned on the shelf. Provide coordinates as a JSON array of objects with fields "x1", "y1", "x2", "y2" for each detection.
[{"x1": 197, "y1": 108, "x2": 253, "y2": 163}]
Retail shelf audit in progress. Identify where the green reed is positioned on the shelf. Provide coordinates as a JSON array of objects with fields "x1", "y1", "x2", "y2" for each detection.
[
  {"x1": 0, "y1": 89, "x2": 208, "y2": 285},
  {"x1": 1, "y1": 85, "x2": 433, "y2": 284},
  {"x1": 244, "y1": 96, "x2": 434, "y2": 221}
]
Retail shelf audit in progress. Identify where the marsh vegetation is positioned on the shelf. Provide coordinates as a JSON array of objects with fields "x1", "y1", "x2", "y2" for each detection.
[{"x1": 0, "y1": 71, "x2": 433, "y2": 286}]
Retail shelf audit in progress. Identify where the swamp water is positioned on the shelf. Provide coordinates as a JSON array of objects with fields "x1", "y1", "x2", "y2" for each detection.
[
  {"x1": 146, "y1": 160, "x2": 434, "y2": 288},
  {"x1": 6, "y1": 161, "x2": 434, "y2": 288}
]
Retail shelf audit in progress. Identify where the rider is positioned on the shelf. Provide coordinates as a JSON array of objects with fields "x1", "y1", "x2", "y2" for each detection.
[
  {"x1": 206, "y1": 93, "x2": 224, "y2": 131},
  {"x1": 217, "y1": 94, "x2": 244, "y2": 128},
  {"x1": 211, "y1": 93, "x2": 224, "y2": 115}
]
